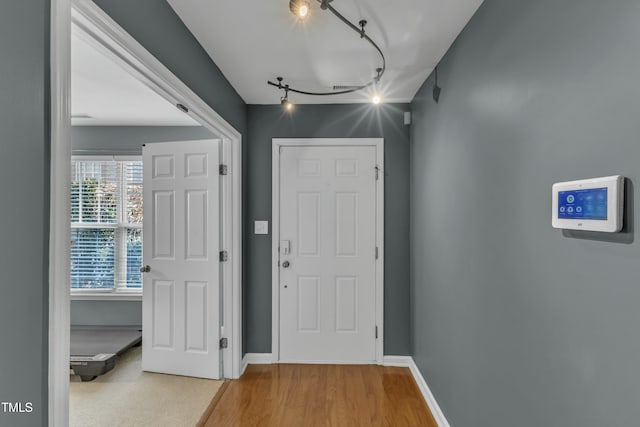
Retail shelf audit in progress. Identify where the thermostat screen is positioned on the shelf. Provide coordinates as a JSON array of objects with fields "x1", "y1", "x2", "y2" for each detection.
[{"x1": 558, "y1": 187, "x2": 608, "y2": 220}]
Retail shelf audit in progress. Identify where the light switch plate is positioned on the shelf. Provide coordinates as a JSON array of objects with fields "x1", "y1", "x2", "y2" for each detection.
[{"x1": 254, "y1": 220, "x2": 269, "y2": 235}]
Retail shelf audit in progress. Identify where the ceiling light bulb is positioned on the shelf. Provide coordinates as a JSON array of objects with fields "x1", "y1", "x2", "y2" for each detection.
[
  {"x1": 371, "y1": 94, "x2": 382, "y2": 105},
  {"x1": 290, "y1": 0, "x2": 311, "y2": 19},
  {"x1": 282, "y1": 98, "x2": 294, "y2": 111}
]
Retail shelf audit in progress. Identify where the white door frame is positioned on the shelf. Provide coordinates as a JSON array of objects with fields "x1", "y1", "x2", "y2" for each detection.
[
  {"x1": 49, "y1": 1, "x2": 243, "y2": 425},
  {"x1": 271, "y1": 138, "x2": 384, "y2": 364}
]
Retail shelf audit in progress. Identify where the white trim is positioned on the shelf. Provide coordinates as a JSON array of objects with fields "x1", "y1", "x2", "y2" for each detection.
[
  {"x1": 381, "y1": 355, "x2": 413, "y2": 367},
  {"x1": 374, "y1": 140, "x2": 385, "y2": 363},
  {"x1": 51, "y1": 1, "x2": 243, "y2": 423},
  {"x1": 407, "y1": 358, "x2": 451, "y2": 427},
  {"x1": 271, "y1": 138, "x2": 384, "y2": 364},
  {"x1": 241, "y1": 353, "x2": 274, "y2": 375},
  {"x1": 271, "y1": 143, "x2": 280, "y2": 364},
  {"x1": 70, "y1": 292, "x2": 142, "y2": 301},
  {"x1": 49, "y1": 0, "x2": 72, "y2": 425},
  {"x1": 277, "y1": 359, "x2": 380, "y2": 365},
  {"x1": 72, "y1": 154, "x2": 141, "y2": 162}
]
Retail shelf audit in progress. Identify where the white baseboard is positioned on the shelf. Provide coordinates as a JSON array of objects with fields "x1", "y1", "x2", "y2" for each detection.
[
  {"x1": 382, "y1": 355, "x2": 413, "y2": 367},
  {"x1": 383, "y1": 356, "x2": 450, "y2": 427},
  {"x1": 241, "y1": 353, "x2": 273, "y2": 375},
  {"x1": 407, "y1": 358, "x2": 450, "y2": 427},
  {"x1": 242, "y1": 353, "x2": 450, "y2": 427}
]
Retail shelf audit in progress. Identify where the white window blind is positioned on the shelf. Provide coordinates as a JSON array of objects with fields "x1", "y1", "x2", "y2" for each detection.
[{"x1": 70, "y1": 159, "x2": 143, "y2": 291}]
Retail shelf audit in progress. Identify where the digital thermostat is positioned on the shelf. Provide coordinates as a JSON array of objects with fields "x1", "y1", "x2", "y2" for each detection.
[{"x1": 552, "y1": 175, "x2": 624, "y2": 232}]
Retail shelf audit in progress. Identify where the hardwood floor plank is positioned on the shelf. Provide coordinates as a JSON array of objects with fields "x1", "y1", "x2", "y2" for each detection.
[
  {"x1": 196, "y1": 380, "x2": 230, "y2": 427},
  {"x1": 202, "y1": 364, "x2": 437, "y2": 427}
]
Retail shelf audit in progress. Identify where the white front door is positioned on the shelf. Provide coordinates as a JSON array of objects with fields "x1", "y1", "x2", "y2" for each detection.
[
  {"x1": 278, "y1": 145, "x2": 378, "y2": 362},
  {"x1": 142, "y1": 139, "x2": 221, "y2": 379}
]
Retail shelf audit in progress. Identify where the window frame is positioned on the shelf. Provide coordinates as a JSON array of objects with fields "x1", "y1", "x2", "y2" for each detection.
[{"x1": 70, "y1": 155, "x2": 143, "y2": 300}]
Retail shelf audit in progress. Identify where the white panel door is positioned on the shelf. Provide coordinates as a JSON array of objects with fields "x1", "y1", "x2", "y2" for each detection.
[
  {"x1": 279, "y1": 146, "x2": 377, "y2": 362},
  {"x1": 142, "y1": 139, "x2": 221, "y2": 379}
]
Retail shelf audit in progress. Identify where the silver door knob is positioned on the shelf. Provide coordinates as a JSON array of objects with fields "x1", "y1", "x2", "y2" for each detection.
[
  {"x1": 139, "y1": 265, "x2": 151, "y2": 273},
  {"x1": 282, "y1": 261, "x2": 290, "y2": 268}
]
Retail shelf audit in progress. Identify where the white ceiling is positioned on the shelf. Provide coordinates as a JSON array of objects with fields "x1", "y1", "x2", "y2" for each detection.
[
  {"x1": 167, "y1": 0, "x2": 483, "y2": 105},
  {"x1": 71, "y1": 27, "x2": 199, "y2": 126}
]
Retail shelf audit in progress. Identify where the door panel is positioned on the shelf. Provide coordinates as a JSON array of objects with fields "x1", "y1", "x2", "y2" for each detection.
[
  {"x1": 185, "y1": 281, "x2": 207, "y2": 351},
  {"x1": 335, "y1": 192, "x2": 358, "y2": 256},
  {"x1": 298, "y1": 192, "x2": 320, "y2": 256},
  {"x1": 152, "y1": 191, "x2": 174, "y2": 258},
  {"x1": 279, "y1": 146, "x2": 377, "y2": 362},
  {"x1": 335, "y1": 276, "x2": 357, "y2": 331},
  {"x1": 298, "y1": 276, "x2": 320, "y2": 331},
  {"x1": 185, "y1": 190, "x2": 208, "y2": 259},
  {"x1": 142, "y1": 139, "x2": 221, "y2": 379},
  {"x1": 152, "y1": 280, "x2": 174, "y2": 348}
]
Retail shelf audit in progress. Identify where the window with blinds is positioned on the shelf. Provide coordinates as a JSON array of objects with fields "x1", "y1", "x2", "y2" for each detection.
[{"x1": 70, "y1": 158, "x2": 143, "y2": 291}]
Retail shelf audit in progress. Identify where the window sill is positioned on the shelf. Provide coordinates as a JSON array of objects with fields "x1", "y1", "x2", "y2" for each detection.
[{"x1": 70, "y1": 291, "x2": 142, "y2": 301}]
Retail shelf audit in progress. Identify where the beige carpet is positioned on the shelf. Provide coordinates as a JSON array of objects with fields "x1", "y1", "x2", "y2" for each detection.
[{"x1": 70, "y1": 346, "x2": 223, "y2": 427}]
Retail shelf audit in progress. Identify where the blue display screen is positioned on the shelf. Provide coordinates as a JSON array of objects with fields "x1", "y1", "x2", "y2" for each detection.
[{"x1": 558, "y1": 187, "x2": 608, "y2": 220}]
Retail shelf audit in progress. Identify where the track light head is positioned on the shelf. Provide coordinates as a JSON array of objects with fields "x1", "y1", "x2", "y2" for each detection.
[
  {"x1": 281, "y1": 96, "x2": 294, "y2": 112},
  {"x1": 290, "y1": 0, "x2": 311, "y2": 19},
  {"x1": 371, "y1": 94, "x2": 382, "y2": 105},
  {"x1": 282, "y1": 99, "x2": 294, "y2": 111}
]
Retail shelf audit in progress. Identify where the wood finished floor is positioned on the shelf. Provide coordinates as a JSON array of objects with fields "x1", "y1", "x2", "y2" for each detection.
[{"x1": 199, "y1": 364, "x2": 437, "y2": 427}]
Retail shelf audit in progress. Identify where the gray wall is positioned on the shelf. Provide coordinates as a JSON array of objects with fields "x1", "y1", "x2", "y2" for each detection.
[
  {"x1": 72, "y1": 125, "x2": 216, "y2": 154},
  {"x1": 246, "y1": 104, "x2": 411, "y2": 355},
  {"x1": 410, "y1": 0, "x2": 640, "y2": 426},
  {"x1": 71, "y1": 301, "x2": 142, "y2": 326},
  {"x1": 70, "y1": 125, "x2": 216, "y2": 326},
  {"x1": 0, "y1": 2, "x2": 49, "y2": 426}
]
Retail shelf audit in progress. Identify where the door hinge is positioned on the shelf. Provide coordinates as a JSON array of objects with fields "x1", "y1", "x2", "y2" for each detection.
[
  {"x1": 219, "y1": 164, "x2": 228, "y2": 175},
  {"x1": 219, "y1": 250, "x2": 228, "y2": 262},
  {"x1": 375, "y1": 326, "x2": 378, "y2": 339},
  {"x1": 375, "y1": 247, "x2": 379, "y2": 259},
  {"x1": 219, "y1": 337, "x2": 228, "y2": 349},
  {"x1": 375, "y1": 166, "x2": 379, "y2": 180}
]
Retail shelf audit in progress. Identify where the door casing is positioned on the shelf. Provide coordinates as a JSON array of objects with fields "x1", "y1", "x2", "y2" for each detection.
[{"x1": 271, "y1": 138, "x2": 384, "y2": 364}]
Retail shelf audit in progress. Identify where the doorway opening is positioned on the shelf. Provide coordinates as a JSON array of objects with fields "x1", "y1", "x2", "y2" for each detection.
[{"x1": 50, "y1": 1, "x2": 242, "y2": 425}]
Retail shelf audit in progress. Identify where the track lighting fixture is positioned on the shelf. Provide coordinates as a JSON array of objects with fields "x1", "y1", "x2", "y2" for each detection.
[
  {"x1": 269, "y1": 0, "x2": 386, "y2": 104},
  {"x1": 279, "y1": 80, "x2": 294, "y2": 111},
  {"x1": 290, "y1": 0, "x2": 311, "y2": 19}
]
